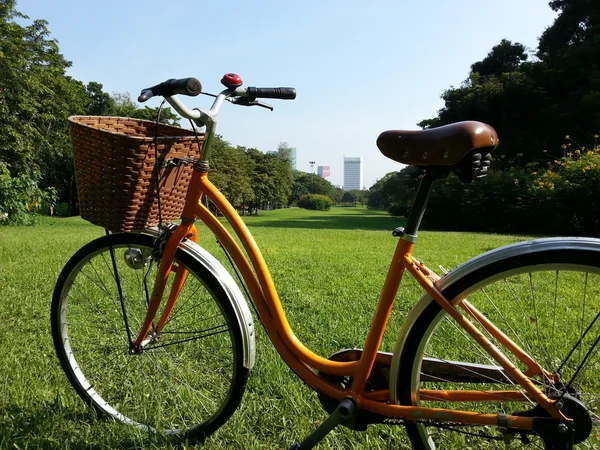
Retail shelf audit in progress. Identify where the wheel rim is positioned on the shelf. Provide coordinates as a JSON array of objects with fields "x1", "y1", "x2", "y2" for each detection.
[
  {"x1": 55, "y1": 239, "x2": 240, "y2": 436},
  {"x1": 400, "y1": 263, "x2": 600, "y2": 449}
]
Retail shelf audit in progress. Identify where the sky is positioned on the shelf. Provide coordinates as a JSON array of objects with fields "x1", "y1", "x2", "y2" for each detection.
[{"x1": 18, "y1": 0, "x2": 558, "y2": 188}]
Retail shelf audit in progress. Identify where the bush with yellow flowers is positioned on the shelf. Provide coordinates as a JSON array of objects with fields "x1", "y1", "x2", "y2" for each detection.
[{"x1": 530, "y1": 137, "x2": 600, "y2": 234}]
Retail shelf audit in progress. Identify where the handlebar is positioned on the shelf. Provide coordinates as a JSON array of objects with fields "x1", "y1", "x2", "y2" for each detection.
[
  {"x1": 138, "y1": 74, "x2": 296, "y2": 162},
  {"x1": 137, "y1": 74, "x2": 296, "y2": 129}
]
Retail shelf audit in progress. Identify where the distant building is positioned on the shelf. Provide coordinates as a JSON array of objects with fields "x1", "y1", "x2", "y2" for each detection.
[
  {"x1": 288, "y1": 147, "x2": 297, "y2": 170},
  {"x1": 268, "y1": 147, "x2": 296, "y2": 170},
  {"x1": 317, "y1": 165, "x2": 330, "y2": 179},
  {"x1": 343, "y1": 157, "x2": 363, "y2": 191}
]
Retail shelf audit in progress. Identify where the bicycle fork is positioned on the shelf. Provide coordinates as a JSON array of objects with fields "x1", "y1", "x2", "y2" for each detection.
[{"x1": 132, "y1": 223, "x2": 198, "y2": 351}]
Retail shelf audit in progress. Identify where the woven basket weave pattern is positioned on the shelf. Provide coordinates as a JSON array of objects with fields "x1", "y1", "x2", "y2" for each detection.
[{"x1": 68, "y1": 116, "x2": 204, "y2": 232}]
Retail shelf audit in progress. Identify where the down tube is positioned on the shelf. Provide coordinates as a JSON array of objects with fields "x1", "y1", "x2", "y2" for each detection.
[
  {"x1": 195, "y1": 174, "x2": 359, "y2": 377},
  {"x1": 193, "y1": 201, "x2": 355, "y2": 400}
]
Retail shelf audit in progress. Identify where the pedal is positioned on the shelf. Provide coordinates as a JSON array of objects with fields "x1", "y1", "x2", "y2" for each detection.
[{"x1": 288, "y1": 398, "x2": 356, "y2": 450}]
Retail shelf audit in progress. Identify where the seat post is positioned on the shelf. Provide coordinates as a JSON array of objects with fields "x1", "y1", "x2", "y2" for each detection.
[{"x1": 402, "y1": 170, "x2": 440, "y2": 240}]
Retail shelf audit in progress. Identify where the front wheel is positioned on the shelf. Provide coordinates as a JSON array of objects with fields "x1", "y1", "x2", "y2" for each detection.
[
  {"x1": 393, "y1": 246, "x2": 600, "y2": 449},
  {"x1": 51, "y1": 232, "x2": 249, "y2": 441}
]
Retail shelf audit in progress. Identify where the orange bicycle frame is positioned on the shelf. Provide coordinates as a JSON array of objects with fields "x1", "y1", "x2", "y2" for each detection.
[{"x1": 133, "y1": 168, "x2": 566, "y2": 431}]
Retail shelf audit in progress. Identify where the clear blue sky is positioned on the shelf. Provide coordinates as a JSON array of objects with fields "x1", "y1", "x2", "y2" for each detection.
[{"x1": 18, "y1": 0, "x2": 557, "y2": 188}]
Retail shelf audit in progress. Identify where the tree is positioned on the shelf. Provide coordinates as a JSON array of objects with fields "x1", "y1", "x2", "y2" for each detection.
[
  {"x1": 110, "y1": 92, "x2": 180, "y2": 125},
  {"x1": 470, "y1": 39, "x2": 529, "y2": 78},
  {"x1": 537, "y1": 0, "x2": 600, "y2": 61},
  {"x1": 367, "y1": 167, "x2": 421, "y2": 215},
  {"x1": 535, "y1": 0, "x2": 600, "y2": 142},
  {"x1": 0, "y1": 0, "x2": 86, "y2": 177},
  {"x1": 84, "y1": 81, "x2": 114, "y2": 116},
  {"x1": 209, "y1": 136, "x2": 254, "y2": 208},
  {"x1": 245, "y1": 147, "x2": 292, "y2": 213},
  {"x1": 0, "y1": 1, "x2": 93, "y2": 220},
  {"x1": 289, "y1": 171, "x2": 336, "y2": 205},
  {"x1": 341, "y1": 189, "x2": 366, "y2": 205},
  {"x1": 331, "y1": 186, "x2": 344, "y2": 204},
  {"x1": 419, "y1": 1, "x2": 600, "y2": 168}
]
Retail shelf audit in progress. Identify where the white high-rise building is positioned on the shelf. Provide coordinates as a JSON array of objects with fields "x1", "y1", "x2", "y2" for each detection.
[{"x1": 343, "y1": 157, "x2": 363, "y2": 191}]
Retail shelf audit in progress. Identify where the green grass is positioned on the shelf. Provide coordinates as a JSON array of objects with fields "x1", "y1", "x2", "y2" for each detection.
[{"x1": 0, "y1": 206, "x2": 591, "y2": 449}]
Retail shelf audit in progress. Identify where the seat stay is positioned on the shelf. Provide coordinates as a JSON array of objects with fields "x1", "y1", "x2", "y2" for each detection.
[
  {"x1": 404, "y1": 253, "x2": 565, "y2": 420},
  {"x1": 458, "y1": 299, "x2": 558, "y2": 382}
]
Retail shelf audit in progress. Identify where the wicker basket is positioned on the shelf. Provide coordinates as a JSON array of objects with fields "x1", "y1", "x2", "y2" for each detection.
[{"x1": 68, "y1": 116, "x2": 204, "y2": 232}]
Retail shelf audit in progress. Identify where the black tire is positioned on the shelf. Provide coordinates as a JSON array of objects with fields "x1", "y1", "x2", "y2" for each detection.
[
  {"x1": 51, "y1": 232, "x2": 249, "y2": 441},
  {"x1": 394, "y1": 249, "x2": 600, "y2": 449}
]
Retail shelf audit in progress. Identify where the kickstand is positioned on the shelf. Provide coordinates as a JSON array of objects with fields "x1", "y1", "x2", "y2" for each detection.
[{"x1": 288, "y1": 398, "x2": 357, "y2": 450}]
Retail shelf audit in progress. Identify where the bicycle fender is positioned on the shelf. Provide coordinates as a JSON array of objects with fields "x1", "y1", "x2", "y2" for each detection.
[
  {"x1": 142, "y1": 229, "x2": 256, "y2": 370},
  {"x1": 178, "y1": 238, "x2": 256, "y2": 369},
  {"x1": 389, "y1": 236, "x2": 600, "y2": 400}
]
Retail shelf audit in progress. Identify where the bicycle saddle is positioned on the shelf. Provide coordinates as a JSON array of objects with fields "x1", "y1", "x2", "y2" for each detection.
[{"x1": 376, "y1": 121, "x2": 498, "y2": 166}]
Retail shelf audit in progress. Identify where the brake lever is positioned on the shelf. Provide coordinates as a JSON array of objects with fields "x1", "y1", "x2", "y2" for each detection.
[
  {"x1": 254, "y1": 101, "x2": 274, "y2": 111},
  {"x1": 229, "y1": 97, "x2": 274, "y2": 111}
]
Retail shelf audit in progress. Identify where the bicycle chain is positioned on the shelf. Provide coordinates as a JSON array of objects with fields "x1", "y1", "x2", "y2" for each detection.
[{"x1": 381, "y1": 418, "x2": 518, "y2": 442}]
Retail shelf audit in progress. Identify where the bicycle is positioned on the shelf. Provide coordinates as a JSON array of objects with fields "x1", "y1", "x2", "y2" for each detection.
[{"x1": 51, "y1": 74, "x2": 600, "y2": 449}]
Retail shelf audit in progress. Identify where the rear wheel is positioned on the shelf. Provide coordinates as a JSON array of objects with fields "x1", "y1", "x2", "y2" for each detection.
[
  {"x1": 51, "y1": 232, "x2": 248, "y2": 441},
  {"x1": 393, "y1": 249, "x2": 600, "y2": 449}
]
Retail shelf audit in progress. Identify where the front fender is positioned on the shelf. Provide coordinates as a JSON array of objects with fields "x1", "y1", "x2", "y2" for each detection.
[{"x1": 142, "y1": 229, "x2": 256, "y2": 370}]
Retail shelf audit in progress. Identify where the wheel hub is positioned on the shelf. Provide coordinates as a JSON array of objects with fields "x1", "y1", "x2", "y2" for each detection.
[
  {"x1": 512, "y1": 394, "x2": 593, "y2": 444},
  {"x1": 123, "y1": 247, "x2": 152, "y2": 269}
]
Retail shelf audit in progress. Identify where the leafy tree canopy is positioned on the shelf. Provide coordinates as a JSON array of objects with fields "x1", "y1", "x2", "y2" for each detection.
[{"x1": 419, "y1": 0, "x2": 600, "y2": 169}]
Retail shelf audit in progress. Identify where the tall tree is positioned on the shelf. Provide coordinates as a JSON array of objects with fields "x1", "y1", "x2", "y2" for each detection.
[
  {"x1": 245, "y1": 147, "x2": 292, "y2": 212},
  {"x1": 419, "y1": 1, "x2": 600, "y2": 166},
  {"x1": 208, "y1": 136, "x2": 254, "y2": 208},
  {"x1": 0, "y1": 0, "x2": 85, "y2": 176},
  {"x1": 470, "y1": 39, "x2": 529, "y2": 78},
  {"x1": 536, "y1": 0, "x2": 600, "y2": 141},
  {"x1": 84, "y1": 81, "x2": 115, "y2": 116}
]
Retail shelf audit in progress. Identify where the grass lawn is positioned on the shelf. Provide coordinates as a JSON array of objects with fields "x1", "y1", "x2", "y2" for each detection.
[{"x1": 0, "y1": 207, "x2": 545, "y2": 449}]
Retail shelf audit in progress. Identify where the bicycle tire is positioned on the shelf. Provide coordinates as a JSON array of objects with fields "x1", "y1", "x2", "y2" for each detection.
[
  {"x1": 393, "y1": 246, "x2": 600, "y2": 449},
  {"x1": 51, "y1": 232, "x2": 249, "y2": 441}
]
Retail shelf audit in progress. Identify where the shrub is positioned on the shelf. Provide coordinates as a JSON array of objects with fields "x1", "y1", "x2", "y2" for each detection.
[
  {"x1": 296, "y1": 194, "x2": 333, "y2": 211},
  {"x1": 530, "y1": 143, "x2": 600, "y2": 235},
  {"x1": 0, "y1": 164, "x2": 53, "y2": 225}
]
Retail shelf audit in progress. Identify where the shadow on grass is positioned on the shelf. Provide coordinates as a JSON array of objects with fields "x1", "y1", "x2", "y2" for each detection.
[
  {"x1": 248, "y1": 212, "x2": 405, "y2": 231},
  {"x1": 0, "y1": 403, "x2": 171, "y2": 450}
]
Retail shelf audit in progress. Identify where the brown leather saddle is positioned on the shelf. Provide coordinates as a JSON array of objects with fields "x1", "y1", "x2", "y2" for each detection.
[{"x1": 376, "y1": 121, "x2": 498, "y2": 167}]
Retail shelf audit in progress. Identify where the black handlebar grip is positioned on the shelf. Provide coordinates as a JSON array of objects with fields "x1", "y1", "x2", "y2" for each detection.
[
  {"x1": 137, "y1": 77, "x2": 202, "y2": 103},
  {"x1": 138, "y1": 90, "x2": 153, "y2": 103},
  {"x1": 246, "y1": 87, "x2": 296, "y2": 100},
  {"x1": 164, "y1": 77, "x2": 202, "y2": 97}
]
